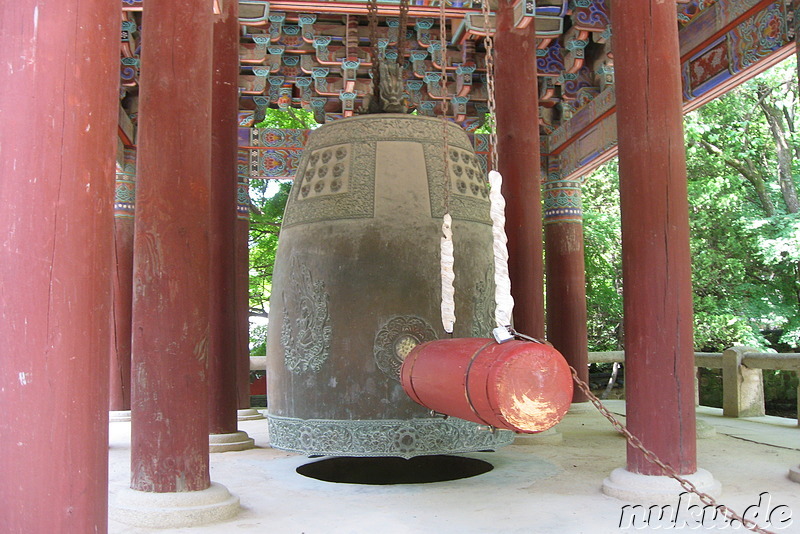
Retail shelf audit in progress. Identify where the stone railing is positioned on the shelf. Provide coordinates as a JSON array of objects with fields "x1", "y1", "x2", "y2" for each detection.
[{"x1": 588, "y1": 348, "x2": 800, "y2": 425}]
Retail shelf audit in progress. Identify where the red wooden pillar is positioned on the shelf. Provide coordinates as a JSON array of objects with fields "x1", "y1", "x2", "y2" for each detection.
[
  {"x1": 795, "y1": 1, "x2": 800, "y2": 84},
  {"x1": 208, "y1": 0, "x2": 251, "y2": 444},
  {"x1": 110, "y1": 148, "x2": 137, "y2": 417},
  {"x1": 544, "y1": 164, "x2": 588, "y2": 403},
  {"x1": 494, "y1": 0, "x2": 545, "y2": 338},
  {"x1": 130, "y1": 0, "x2": 214, "y2": 493},
  {"x1": 0, "y1": 2, "x2": 118, "y2": 532},
  {"x1": 611, "y1": 1, "x2": 697, "y2": 476},
  {"x1": 236, "y1": 151, "x2": 256, "y2": 411},
  {"x1": 791, "y1": 0, "x2": 800, "y2": 485}
]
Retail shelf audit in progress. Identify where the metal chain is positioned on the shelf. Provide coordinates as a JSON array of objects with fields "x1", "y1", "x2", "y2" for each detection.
[
  {"x1": 479, "y1": 0, "x2": 499, "y2": 172},
  {"x1": 568, "y1": 365, "x2": 775, "y2": 534}
]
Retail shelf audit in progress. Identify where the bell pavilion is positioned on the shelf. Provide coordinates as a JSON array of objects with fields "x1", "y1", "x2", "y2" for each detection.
[{"x1": 1, "y1": 1, "x2": 799, "y2": 532}]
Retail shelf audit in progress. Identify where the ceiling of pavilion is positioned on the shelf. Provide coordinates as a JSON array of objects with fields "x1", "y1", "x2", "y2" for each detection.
[{"x1": 119, "y1": 0, "x2": 795, "y2": 178}]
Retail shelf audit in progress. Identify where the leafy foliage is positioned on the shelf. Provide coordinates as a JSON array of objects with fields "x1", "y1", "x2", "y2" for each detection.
[
  {"x1": 581, "y1": 163, "x2": 623, "y2": 351},
  {"x1": 684, "y1": 57, "x2": 799, "y2": 350},
  {"x1": 582, "y1": 57, "x2": 800, "y2": 352},
  {"x1": 254, "y1": 107, "x2": 318, "y2": 130},
  {"x1": 248, "y1": 180, "x2": 290, "y2": 320}
]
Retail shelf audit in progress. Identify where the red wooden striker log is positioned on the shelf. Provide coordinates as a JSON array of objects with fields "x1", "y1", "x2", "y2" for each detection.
[{"x1": 401, "y1": 338, "x2": 573, "y2": 433}]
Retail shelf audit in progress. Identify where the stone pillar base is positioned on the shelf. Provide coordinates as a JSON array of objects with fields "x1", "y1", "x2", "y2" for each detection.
[
  {"x1": 602, "y1": 467, "x2": 721, "y2": 504},
  {"x1": 209, "y1": 431, "x2": 255, "y2": 453},
  {"x1": 110, "y1": 482, "x2": 239, "y2": 528},
  {"x1": 237, "y1": 408, "x2": 265, "y2": 421},
  {"x1": 513, "y1": 427, "x2": 563, "y2": 445},
  {"x1": 696, "y1": 420, "x2": 716, "y2": 439},
  {"x1": 789, "y1": 465, "x2": 800, "y2": 483},
  {"x1": 109, "y1": 410, "x2": 132, "y2": 422}
]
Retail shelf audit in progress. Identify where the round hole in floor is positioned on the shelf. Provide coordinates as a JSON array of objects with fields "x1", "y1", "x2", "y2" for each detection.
[{"x1": 296, "y1": 455, "x2": 493, "y2": 485}]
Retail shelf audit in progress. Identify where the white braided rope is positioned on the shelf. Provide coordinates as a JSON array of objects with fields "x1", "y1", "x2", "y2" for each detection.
[
  {"x1": 438, "y1": 0, "x2": 455, "y2": 335},
  {"x1": 440, "y1": 213, "x2": 456, "y2": 333},
  {"x1": 489, "y1": 170, "x2": 514, "y2": 327}
]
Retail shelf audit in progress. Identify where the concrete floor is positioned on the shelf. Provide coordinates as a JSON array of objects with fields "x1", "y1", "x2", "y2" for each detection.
[{"x1": 108, "y1": 402, "x2": 800, "y2": 533}]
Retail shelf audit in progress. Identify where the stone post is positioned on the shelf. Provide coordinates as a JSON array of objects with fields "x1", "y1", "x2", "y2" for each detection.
[{"x1": 722, "y1": 346, "x2": 765, "y2": 418}]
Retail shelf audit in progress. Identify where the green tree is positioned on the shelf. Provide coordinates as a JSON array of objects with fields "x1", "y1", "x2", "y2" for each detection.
[
  {"x1": 581, "y1": 57, "x2": 800, "y2": 352},
  {"x1": 248, "y1": 180, "x2": 290, "y2": 320},
  {"x1": 254, "y1": 107, "x2": 317, "y2": 130},
  {"x1": 581, "y1": 161, "x2": 624, "y2": 351},
  {"x1": 684, "y1": 56, "x2": 800, "y2": 349}
]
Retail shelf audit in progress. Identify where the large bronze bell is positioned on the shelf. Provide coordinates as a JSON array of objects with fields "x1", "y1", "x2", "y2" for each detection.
[{"x1": 266, "y1": 114, "x2": 514, "y2": 457}]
